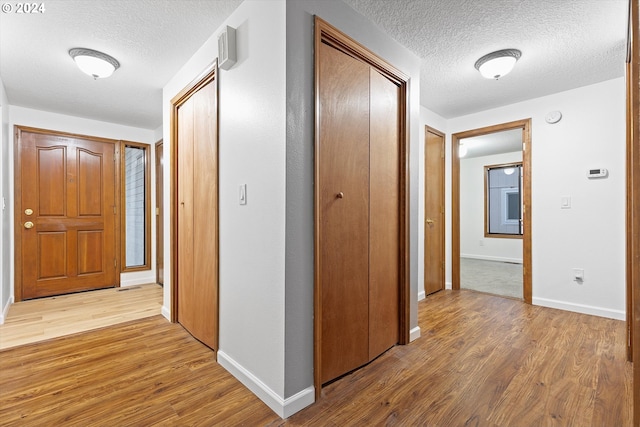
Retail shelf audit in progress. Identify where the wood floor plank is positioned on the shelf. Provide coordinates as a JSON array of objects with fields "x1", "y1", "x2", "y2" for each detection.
[
  {"x1": 0, "y1": 290, "x2": 631, "y2": 426},
  {"x1": 0, "y1": 284, "x2": 163, "y2": 350}
]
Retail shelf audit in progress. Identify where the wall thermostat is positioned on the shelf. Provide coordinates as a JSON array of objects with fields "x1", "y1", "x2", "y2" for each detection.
[{"x1": 587, "y1": 168, "x2": 608, "y2": 179}]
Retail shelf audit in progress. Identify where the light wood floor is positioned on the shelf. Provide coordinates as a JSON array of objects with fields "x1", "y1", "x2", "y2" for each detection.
[
  {"x1": 0, "y1": 284, "x2": 163, "y2": 350},
  {"x1": 0, "y1": 290, "x2": 632, "y2": 426}
]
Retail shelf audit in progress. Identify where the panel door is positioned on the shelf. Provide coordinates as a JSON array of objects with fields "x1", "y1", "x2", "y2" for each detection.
[
  {"x1": 319, "y1": 42, "x2": 371, "y2": 384},
  {"x1": 369, "y1": 68, "x2": 400, "y2": 359},
  {"x1": 19, "y1": 131, "x2": 117, "y2": 299},
  {"x1": 177, "y1": 77, "x2": 218, "y2": 351},
  {"x1": 424, "y1": 128, "x2": 445, "y2": 295}
]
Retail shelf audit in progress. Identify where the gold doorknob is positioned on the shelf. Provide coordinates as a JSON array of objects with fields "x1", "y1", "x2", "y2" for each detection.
[
  {"x1": 337, "y1": 192, "x2": 344, "y2": 199},
  {"x1": 24, "y1": 221, "x2": 34, "y2": 229},
  {"x1": 426, "y1": 218, "x2": 434, "y2": 225}
]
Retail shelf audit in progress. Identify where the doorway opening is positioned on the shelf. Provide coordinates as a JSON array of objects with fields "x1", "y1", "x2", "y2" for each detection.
[{"x1": 452, "y1": 120, "x2": 532, "y2": 303}]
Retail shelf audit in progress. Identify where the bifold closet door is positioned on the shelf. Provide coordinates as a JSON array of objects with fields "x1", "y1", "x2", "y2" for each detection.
[
  {"x1": 177, "y1": 78, "x2": 218, "y2": 351},
  {"x1": 368, "y1": 69, "x2": 400, "y2": 359},
  {"x1": 319, "y1": 42, "x2": 371, "y2": 384},
  {"x1": 319, "y1": 42, "x2": 400, "y2": 384}
]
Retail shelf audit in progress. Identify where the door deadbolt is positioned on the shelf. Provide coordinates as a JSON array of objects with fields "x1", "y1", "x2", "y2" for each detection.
[{"x1": 25, "y1": 208, "x2": 33, "y2": 216}]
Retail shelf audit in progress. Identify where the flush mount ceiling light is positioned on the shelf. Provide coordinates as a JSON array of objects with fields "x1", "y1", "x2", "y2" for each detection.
[
  {"x1": 504, "y1": 167, "x2": 515, "y2": 175},
  {"x1": 474, "y1": 49, "x2": 522, "y2": 80},
  {"x1": 69, "y1": 48, "x2": 120, "y2": 79}
]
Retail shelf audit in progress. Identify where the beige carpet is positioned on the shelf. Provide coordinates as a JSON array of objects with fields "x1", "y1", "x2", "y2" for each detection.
[{"x1": 460, "y1": 258, "x2": 523, "y2": 299}]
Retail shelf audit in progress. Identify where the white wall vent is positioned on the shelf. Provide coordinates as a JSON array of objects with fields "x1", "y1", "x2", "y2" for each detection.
[{"x1": 218, "y1": 25, "x2": 237, "y2": 70}]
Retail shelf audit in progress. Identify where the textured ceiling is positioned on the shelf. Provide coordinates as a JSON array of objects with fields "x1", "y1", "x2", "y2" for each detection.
[
  {"x1": 0, "y1": 0, "x2": 629, "y2": 129},
  {"x1": 0, "y1": 0, "x2": 243, "y2": 129},
  {"x1": 344, "y1": 0, "x2": 628, "y2": 118}
]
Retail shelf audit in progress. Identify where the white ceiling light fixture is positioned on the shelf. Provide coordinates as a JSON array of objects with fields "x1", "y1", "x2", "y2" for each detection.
[
  {"x1": 474, "y1": 49, "x2": 522, "y2": 80},
  {"x1": 504, "y1": 167, "x2": 515, "y2": 175},
  {"x1": 459, "y1": 143, "x2": 468, "y2": 158},
  {"x1": 69, "y1": 48, "x2": 120, "y2": 79}
]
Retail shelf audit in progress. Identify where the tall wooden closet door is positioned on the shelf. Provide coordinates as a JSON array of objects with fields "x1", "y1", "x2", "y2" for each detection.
[
  {"x1": 177, "y1": 77, "x2": 218, "y2": 351},
  {"x1": 319, "y1": 42, "x2": 371, "y2": 384},
  {"x1": 368, "y1": 69, "x2": 400, "y2": 359}
]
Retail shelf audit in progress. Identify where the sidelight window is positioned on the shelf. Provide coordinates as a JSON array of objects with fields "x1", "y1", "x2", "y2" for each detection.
[{"x1": 121, "y1": 142, "x2": 151, "y2": 271}]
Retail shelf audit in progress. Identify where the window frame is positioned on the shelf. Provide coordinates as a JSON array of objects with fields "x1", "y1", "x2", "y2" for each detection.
[
  {"x1": 120, "y1": 141, "x2": 151, "y2": 272},
  {"x1": 484, "y1": 162, "x2": 523, "y2": 239}
]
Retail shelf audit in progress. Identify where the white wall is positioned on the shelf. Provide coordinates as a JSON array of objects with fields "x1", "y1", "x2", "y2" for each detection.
[
  {"x1": 419, "y1": 106, "x2": 448, "y2": 297},
  {"x1": 162, "y1": 0, "x2": 291, "y2": 417},
  {"x1": 5, "y1": 106, "x2": 156, "y2": 304},
  {"x1": 0, "y1": 77, "x2": 10, "y2": 324},
  {"x1": 460, "y1": 151, "x2": 523, "y2": 263},
  {"x1": 446, "y1": 78, "x2": 626, "y2": 320},
  {"x1": 153, "y1": 125, "x2": 162, "y2": 143},
  {"x1": 162, "y1": 0, "x2": 422, "y2": 417}
]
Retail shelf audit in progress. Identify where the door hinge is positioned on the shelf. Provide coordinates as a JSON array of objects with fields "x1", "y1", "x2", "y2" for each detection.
[
  {"x1": 114, "y1": 258, "x2": 117, "y2": 268},
  {"x1": 113, "y1": 206, "x2": 116, "y2": 214}
]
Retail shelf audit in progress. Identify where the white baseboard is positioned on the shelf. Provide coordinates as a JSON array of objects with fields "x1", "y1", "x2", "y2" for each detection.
[
  {"x1": 533, "y1": 297, "x2": 625, "y2": 321},
  {"x1": 410, "y1": 326, "x2": 421, "y2": 342},
  {"x1": 445, "y1": 281, "x2": 452, "y2": 290},
  {"x1": 0, "y1": 296, "x2": 14, "y2": 325},
  {"x1": 417, "y1": 290, "x2": 425, "y2": 301},
  {"x1": 217, "y1": 350, "x2": 315, "y2": 419},
  {"x1": 461, "y1": 254, "x2": 523, "y2": 264},
  {"x1": 161, "y1": 305, "x2": 171, "y2": 321},
  {"x1": 120, "y1": 277, "x2": 155, "y2": 288}
]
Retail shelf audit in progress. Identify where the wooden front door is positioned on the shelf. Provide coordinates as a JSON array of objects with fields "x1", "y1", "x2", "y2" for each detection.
[
  {"x1": 316, "y1": 18, "x2": 407, "y2": 386},
  {"x1": 424, "y1": 127, "x2": 445, "y2": 296},
  {"x1": 16, "y1": 127, "x2": 118, "y2": 300},
  {"x1": 173, "y1": 65, "x2": 218, "y2": 351}
]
